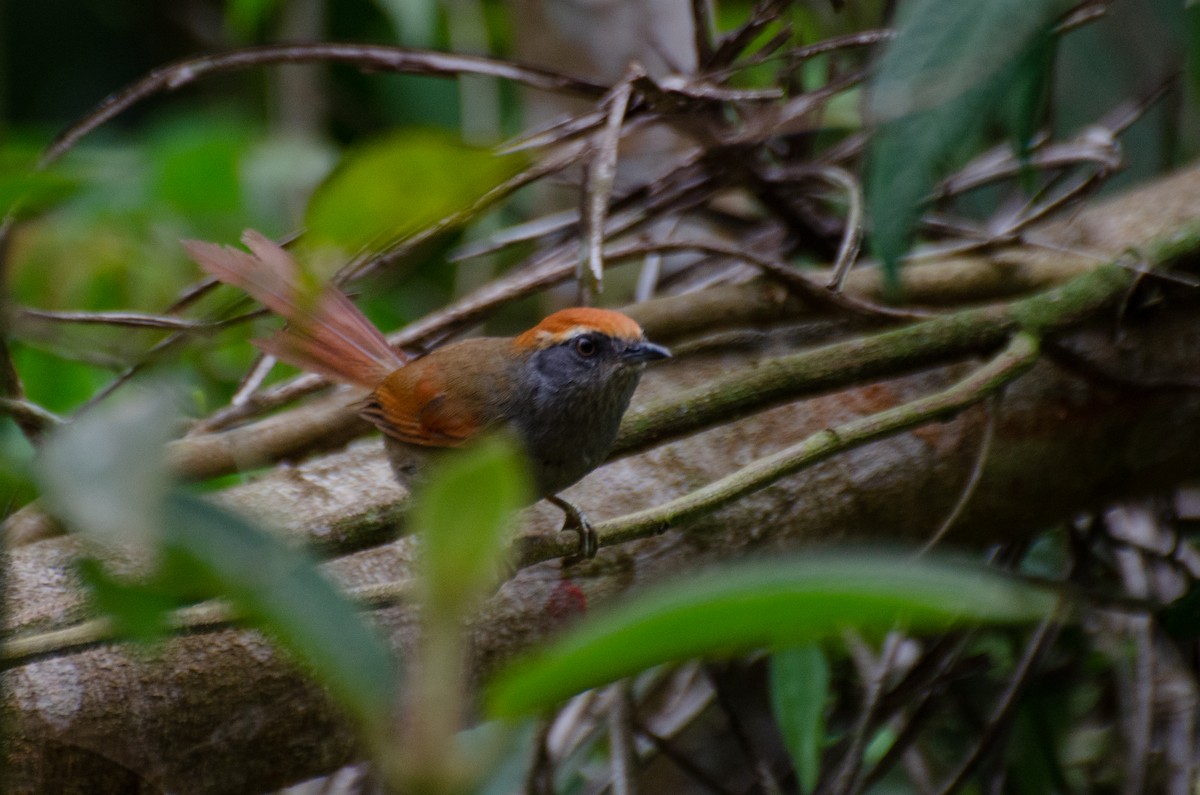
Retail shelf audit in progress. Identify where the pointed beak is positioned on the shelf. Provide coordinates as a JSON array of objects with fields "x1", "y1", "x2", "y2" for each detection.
[{"x1": 621, "y1": 341, "x2": 672, "y2": 364}]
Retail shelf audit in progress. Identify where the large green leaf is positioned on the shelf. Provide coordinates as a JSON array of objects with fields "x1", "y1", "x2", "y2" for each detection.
[
  {"x1": 866, "y1": 0, "x2": 1070, "y2": 287},
  {"x1": 304, "y1": 129, "x2": 526, "y2": 255},
  {"x1": 163, "y1": 492, "x2": 399, "y2": 732},
  {"x1": 37, "y1": 387, "x2": 177, "y2": 553},
  {"x1": 35, "y1": 388, "x2": 399, "y2": 733},
  {"x1": 411, "y1": 433, "x2": 532, "y2": 617},
  {"x1": 487, "y1": 553, "x2": 1057, "y2": 718}
]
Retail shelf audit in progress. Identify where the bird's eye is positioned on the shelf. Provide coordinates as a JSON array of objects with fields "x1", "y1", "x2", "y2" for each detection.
[{"x1": 574, "y1": 336, "x2": 597, "y2": 357}]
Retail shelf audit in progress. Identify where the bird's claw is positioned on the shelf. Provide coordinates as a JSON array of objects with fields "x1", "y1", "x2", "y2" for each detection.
[{"x1": 548, "y1": 496, "x2": 597, "y2": 562}]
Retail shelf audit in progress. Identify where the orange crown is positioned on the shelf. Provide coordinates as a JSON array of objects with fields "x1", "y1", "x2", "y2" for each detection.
[{"x1": 514, "y1": 307, "x2": 645, "y2": 350}]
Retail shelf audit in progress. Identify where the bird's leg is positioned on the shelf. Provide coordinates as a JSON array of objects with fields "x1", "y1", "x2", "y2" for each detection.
[{"x1": 547, "y1": 495, "x2": 597, "y2": 561}]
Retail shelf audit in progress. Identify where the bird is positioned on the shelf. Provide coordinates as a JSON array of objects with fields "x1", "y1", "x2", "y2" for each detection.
[{"x1": 184, "y1": 230, "x2": 671, "y2": 559}]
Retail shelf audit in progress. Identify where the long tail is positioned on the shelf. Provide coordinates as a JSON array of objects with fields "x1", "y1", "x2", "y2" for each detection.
[{"x1": 183, "y1": 230, "x2": 406, "y2": 387}]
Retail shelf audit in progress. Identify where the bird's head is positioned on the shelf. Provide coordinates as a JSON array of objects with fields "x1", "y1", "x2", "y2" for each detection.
[{"x1": 513, "y1": 307, "x2": 671, "y2": 389}]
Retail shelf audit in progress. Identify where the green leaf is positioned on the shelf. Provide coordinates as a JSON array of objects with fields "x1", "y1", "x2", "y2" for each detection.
[
  {"x1": 151, "y1": 120, "x2": 248, "y2": 220},
  {"x1": 866, "y1": 0, "x2": 1070, "y2": 288},
  {"x1": 164, "y1": 491, "x2": 399, "y2": 732},
  {"x1": 770, "y1": 644, "x2": 829, "y2": 794},
  {"x1": 1000, "y1": 31, "x2": 1056, "y2": 194},
  {"x1": 36, "y1": 386, "x2": 177, "y2": 554},
  {"x1": 226, "y1": 0, "x2": 281, "y2": 38},
  {"x1": 37, "y1": 384, "x2": 398, "y2": 731},
  {"x1": 77, "y1": 558, "x2": 176, "y2": 645},
  {"x1": 0, "y1": 165, "x2": 80, "y2": 219},
  {"x1": 486, "y1": 553, "x2": 1056, "y2": 718},
  {"x1": 411, "y1": 434, "x2": 532, "y2": 617},
  {"x1": 303, "y1": 129, "x2": 527, "y2": 255}
]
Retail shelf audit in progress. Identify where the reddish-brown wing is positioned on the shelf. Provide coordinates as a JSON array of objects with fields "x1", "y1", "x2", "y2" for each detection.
[{"x1": 360, "y1": 354, "x2": 488, "y2": 448}]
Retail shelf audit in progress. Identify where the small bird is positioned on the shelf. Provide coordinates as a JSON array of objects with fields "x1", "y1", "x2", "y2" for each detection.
[{"x1": 184, "y1": 230, "x2": 671, "y2": 558}]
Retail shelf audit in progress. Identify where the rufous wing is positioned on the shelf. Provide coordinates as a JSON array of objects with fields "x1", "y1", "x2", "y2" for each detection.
[{"x1": 359, "y1": 357, "x2": 487, "y2": 448}]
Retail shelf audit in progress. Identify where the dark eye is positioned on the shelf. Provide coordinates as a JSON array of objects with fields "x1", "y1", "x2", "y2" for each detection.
[{"x1": 574, "y1": 336, "x2": 597, "y2": 357}]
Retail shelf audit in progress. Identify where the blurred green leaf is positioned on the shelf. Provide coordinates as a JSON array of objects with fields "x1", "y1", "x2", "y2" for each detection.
[
  {"x1": 10, "y1": 343, "x2": 109, "y2": 413},
  {"x1": 0, "y1": 421, "x2": 36, "y2": 519},
  {"x1": 226, "y1": 0, "x2": 281, "y2": 38},
  {"x1": 411, "y1": 433, "x2": 532, "y2": 617},
  {"x1": 866, "y1": 0, "x2": 1069, "y2": 288},
  {"x1": 151, "y1": 120, "x2": 248, "y2": 220},
  {"x1": 141, "y1": 113, "x2": 262, "y2": 241},
  {"x1": 77, "y1": 558, "x2": 176, "y2": 644},
  {"x1": 164, "y1": 491, "x2": 399, "y2": 732},
  {"x1": 1186, "y1": 4, "x2": 1200, "y2": 97},
  {"x1": 1159, "y1": 578, "x2": 1200, "y2": 639},
  {"x1": 36, "y1": 386, "x2": 177, "y2": 554},
  {"x1": 36, "y1": 385, "x2": 398, "y2": 733},
  {"x1": 1001, "y1": 30, "x2": 1056, "y2": 194},
  {"x1": 303, "y1": 129, "x2": 526, "y2": 255},
  {"x1": 487, "y1": 553, "x2": 1057, "y2": 718},
  {"x1": 458, "y1": 719, "x2": 538, "y2": 795},
  {"x1": 0, "y1": 164, "x2": 80, "y2": 219},
  {"x1": 770, "y1": 644, "x2": 829, "y2": 794},
  {"x1": 863, "y1": 725, "x2": 896, "y2": 767},
  {"x1": 1008, "y1": 694, "x2": 1071, "y2": 794}
]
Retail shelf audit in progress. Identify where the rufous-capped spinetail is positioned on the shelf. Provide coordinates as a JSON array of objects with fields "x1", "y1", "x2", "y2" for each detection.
[{"x1": 184, "y1": 230, "x2": 671, "y2": 558}]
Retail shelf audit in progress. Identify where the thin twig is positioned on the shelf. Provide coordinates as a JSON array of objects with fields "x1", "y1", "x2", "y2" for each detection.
[
  {"x1": 932, "y1": 615, "x2": 1062, "y2": 795},
  {"x1": 690, "y1": 0, "x2": 716, "y2": 66},
  {"x1": 450, "y1": 208, "x2": 578, "y2": 262},
  {"x1": 760, "y1": 165, "x2": 864, "y2": 292},
  {"x1": 709, "y1": 0, "x2": 790, "y2": 70},
  {"x1": 340, "y1": 143, "x2": 587, "y2": 283},
  {"x1": 634, "y1": 720, "x2": 737, "y2": 795},
  {"x1": 230, "y1": 354, "x2": 278, "y2": 408},
  {"x1": 857, "y1": 635, "x2": 974, "y2": 791},
  {"x1": 828, "y1": 633, "x2": 907, "y2": 794},
  {"x1": 603, "y1": 239, "x2": 925, "y2": 320},
  {"x1": 608, "y1": 683, "x2": 640, "y2": 795},
  {"x1": 0, "y1": 396, "x2": 65, "y2": 432},
  {"x1": 18, "y1": 307, "x2": 208, "y2": 331},
  {"x1": 43, "y1": 44, "x2": 608, "y2": 168},
  {"x1": 919, "y1": 391, "x2": 999, "y2": 555},
  {"x1": 706, "y1": 664, "x2": 784, "y2": 795},
  {"x1": 580, "y1": 72, "x2": 638, "y2": 301}
]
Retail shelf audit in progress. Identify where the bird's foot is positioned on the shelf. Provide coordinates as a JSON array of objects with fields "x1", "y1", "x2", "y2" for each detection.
[{"x1": 548, "y1": 495, "x2": 597, "y2": 562}]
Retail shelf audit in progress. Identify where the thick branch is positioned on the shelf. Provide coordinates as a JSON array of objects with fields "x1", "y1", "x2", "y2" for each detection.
[{"x1": 8, "y1": 161, "x2": 1200, "y2": 794}]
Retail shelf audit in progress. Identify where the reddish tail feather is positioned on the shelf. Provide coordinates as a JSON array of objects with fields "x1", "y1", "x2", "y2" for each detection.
[{"x1": 183, "y1": 230, "x2": 406, "y2": 388}]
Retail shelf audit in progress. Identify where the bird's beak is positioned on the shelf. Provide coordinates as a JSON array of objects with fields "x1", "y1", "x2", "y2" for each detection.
[{"x1": 621, "y1": 341, "x2": 672, "y2": 364}]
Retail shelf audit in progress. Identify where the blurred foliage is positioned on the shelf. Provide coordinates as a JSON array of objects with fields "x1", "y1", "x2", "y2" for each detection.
[
  {"x1": 303, "y1": 128, "x2": 527, "y2": 257},
  {"x1": 35, "y1": 387, "x2": 400, "y2": 737},
  {"x1": 865, "y1": 0, "x2": 1070, "y2": 287},
  {"x1": 487, "y1": 553, "x2": 1057, "y2": 717},
  {"x1": 390, "y1": 434, "x2": 533, "y2": 791},
  {"x1": 771, "y1": 644, "x2": 831, "y2": 794}
]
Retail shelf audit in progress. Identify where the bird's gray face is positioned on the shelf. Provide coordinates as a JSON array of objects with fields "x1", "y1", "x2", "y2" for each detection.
[
  {"x1": 530, "y1": 332, "x2": 672, "y2": 396},
  {"x1": 521, "y1": 330, "x2": 670, "y2": 494}
]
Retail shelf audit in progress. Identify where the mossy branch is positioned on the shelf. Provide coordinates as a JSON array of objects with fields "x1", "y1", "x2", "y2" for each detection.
[
  {"x1": 0, "y1": 335, "x2": 1038, "y2": 666},
  {"x1": 519, "y1": 332, "x2": 1041, "y2": 565}
]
